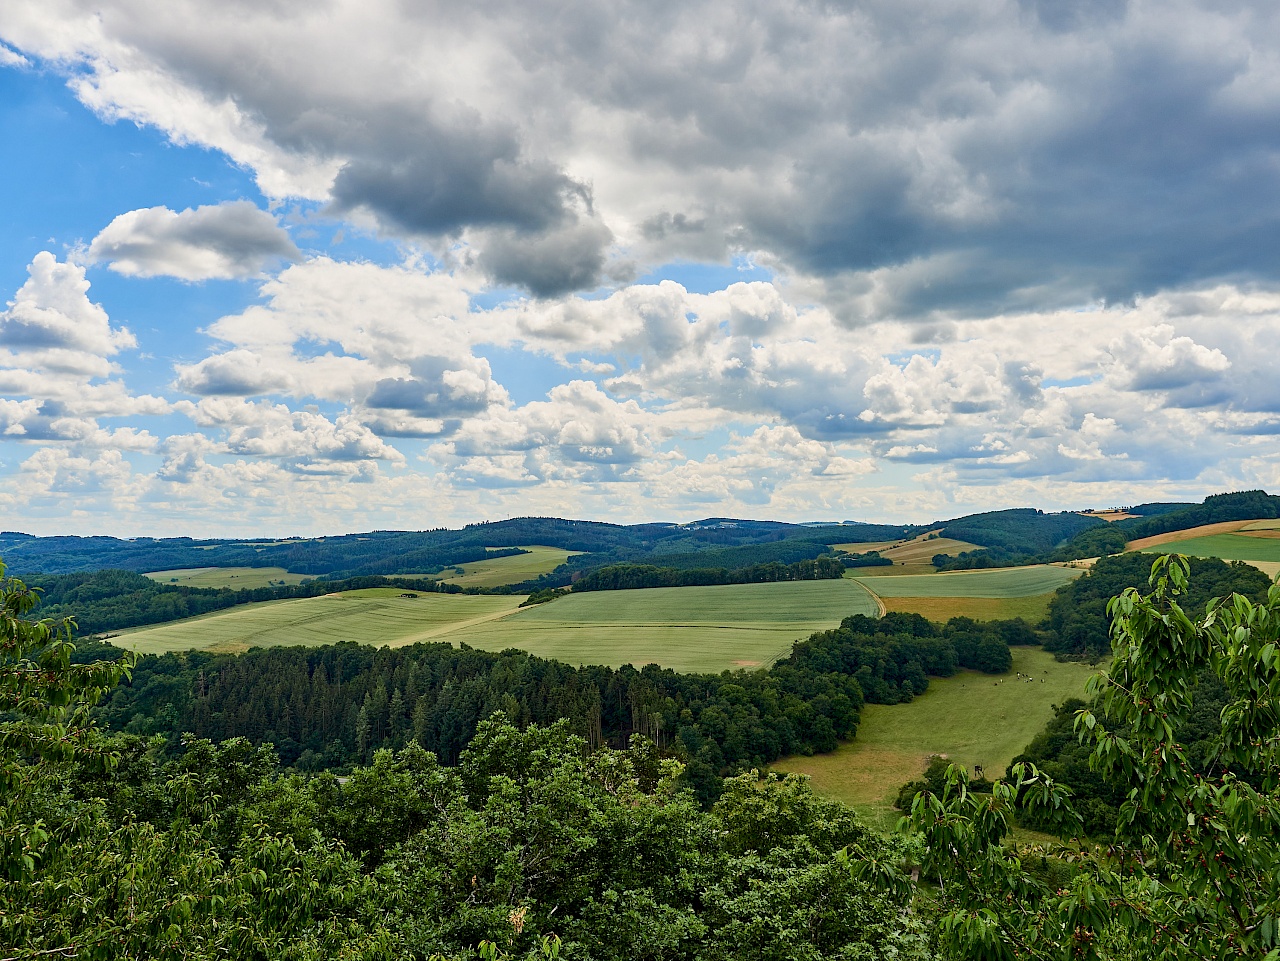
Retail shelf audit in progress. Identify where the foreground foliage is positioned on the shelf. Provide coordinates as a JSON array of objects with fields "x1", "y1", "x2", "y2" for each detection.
[
  {"x1": 2, "y1": 566, "x2": 930, "y2": 959},
  {"x1": 901, "y1": 555, "x2": 1280, "y2": 959}
]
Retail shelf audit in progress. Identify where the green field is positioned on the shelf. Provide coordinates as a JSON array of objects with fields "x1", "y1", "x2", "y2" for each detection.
[
  {"x1": 773, "y1": 647, "x2": 1096, "y2": 829},
  {"x1": 443, "y1": 579, "x2": 881, "y2": 674},
  {"x1": 438, "y1": 546, "x2": 579, "y2": 588},
  {"x1": 1140, "y1": 532, "x2": 1280, "y2": 564},
  {"x1": 144, "y1": 567, "x2": 310, "y2": 589},
  {"x1": 851, "y1": 564, "x2": 1081, "y2": 597},
  {"x1": 114, "y1": 577, "x2": 879, "y2": 674},
  {"x1": 115, "y1": 590, "x2": 526, "y2": 656}
]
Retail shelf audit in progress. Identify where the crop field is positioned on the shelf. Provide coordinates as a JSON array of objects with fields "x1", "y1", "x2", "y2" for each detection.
[
  {"x1": 115, "y1": 589, "x2": 526, "y2": 656},
  {"x1": 880, "y1": 594, "x2": 1056, "y2": 623},
  {"x1": 772, "y1": 647, "x2": 1096, "y2": 829},
  {"x1": 443, "y1": 578, "x2": 882, "y2": 674},
  {"x1": 437, "y1": 545, "x2": 579, "y2": 588},
  {"x1": 853, "y1": 565, "x2": 1082, "y2": 598},
  {"x1": 144, "y1": 567, "x2": 310, "y2": 590}
]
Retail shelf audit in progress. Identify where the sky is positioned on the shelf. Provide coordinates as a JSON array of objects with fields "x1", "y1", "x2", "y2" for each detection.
[{"x1": 2, "y1": 0, "x2": 1280, "y2": 537}]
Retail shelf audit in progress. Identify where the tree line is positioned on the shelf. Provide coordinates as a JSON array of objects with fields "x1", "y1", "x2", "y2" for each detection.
[{"x1": 568, "y1": 556, "x2": 845, "y2": 591}]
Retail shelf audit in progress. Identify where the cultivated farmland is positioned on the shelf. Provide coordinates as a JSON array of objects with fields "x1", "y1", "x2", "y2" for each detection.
[
  {"x1": 848, "y1": 564, "x2": 1082, "y2": 623},
  {"x1": 114, "y1": 578, "x2": 880, "y2": 674},
  {"x1": 439, "y1": 578, "x2": 881, "y2": 674},
  {"x1": 115, "y1": 589, "x2": 526, "y2": 656},
  {"x1": 437, "y1": 545, "x2": 579, "y2": 588},
  {"x1": 144, "y1": 567, "x2": 310, "y2": 590},
  {"x1": 772, "y1": 647, "x2": 1096, "y2": 828},
  {"x1": 852, "y1": 564, "x2": 1082, "y2": 597}
]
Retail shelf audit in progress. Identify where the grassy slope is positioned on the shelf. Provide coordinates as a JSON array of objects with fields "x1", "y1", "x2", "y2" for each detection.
[
  {"x1": 115, "y1": 591, "x2": 526, "y2": 656},
  {"x1": 443, "y1": 579, "x2": 882, "y2": 674},
  {"x1": 143, "y1": 567, "x2": 310, "y2": 589},
  {"x1": 773, "y1": 647, "x2": 1096, "y2": 830},
  {"x1": 852, "y1": 565, "x2": 1082, "y2": 597},
  {"x1": 437, "y1": 545, "x2": 580, "y2": 588}
]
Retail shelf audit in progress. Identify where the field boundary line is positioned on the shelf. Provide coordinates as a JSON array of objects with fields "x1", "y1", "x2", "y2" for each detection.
[
  {"x1": 390, "y1": 603, "x2": 528, "y2": 646},
  {"x1": 851, "y1": 577, "x2": 887, "y2": 616}
]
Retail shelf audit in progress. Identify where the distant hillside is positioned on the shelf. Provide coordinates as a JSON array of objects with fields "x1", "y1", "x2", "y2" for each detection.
[{"x1": 6, "y1": 491, "x2": 1274, "y2": 584}]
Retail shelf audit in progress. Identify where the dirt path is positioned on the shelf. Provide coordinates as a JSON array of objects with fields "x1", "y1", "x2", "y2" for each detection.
[{"x1": 854, "y1": 578, "x2": 888, "y2": 617}]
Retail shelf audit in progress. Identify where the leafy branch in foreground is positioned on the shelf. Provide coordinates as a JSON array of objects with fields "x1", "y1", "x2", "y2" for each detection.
[{"x1": 900, "y1": 554, "x2": 1280, "y2": 960}]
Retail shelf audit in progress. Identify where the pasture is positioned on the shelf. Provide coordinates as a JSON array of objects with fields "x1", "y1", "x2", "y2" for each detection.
[
  {"x1": 772, "y1": 647, "x2": 1096, "y2": 829},
  {"x1": 144, "y1": 567, "x2": 310, "y2": 590},
  {"x1": 442, "y1": 578, "x2": 882, "y2": 674},
  {"x1": 115, "y1": 590, "x2": 526, "y2": 656},
  {"x1": 437, "y1": 545, "x2": 579, "y2": 588}
]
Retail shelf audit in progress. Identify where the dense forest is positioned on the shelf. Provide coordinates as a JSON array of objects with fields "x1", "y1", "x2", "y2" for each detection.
[{"x1": 1041, "y1": 552, "x2": 1270, "y2": 659}]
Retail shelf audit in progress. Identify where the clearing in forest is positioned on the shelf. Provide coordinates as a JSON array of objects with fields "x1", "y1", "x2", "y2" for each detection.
[
  {"x1": 143, "y1": 567, "x2": 310, "y2": 590},
  {"x1": 114, "y1": 589, "x2": 526, "y2": 656},
  {"x1": 442, "y1": 578, "x2": 882, "y2": 674},
  {"x1": 772, "y1": 647, "x2": 1096, "y2": 830},
  {"x1": 436, "y1": 545, "x2": 580, "y2": 588}
]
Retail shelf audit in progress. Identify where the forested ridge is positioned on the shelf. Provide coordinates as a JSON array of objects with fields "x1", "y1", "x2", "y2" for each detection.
[{"x1": 933, "y1": 489, "x2": 1280, "y2": 570}]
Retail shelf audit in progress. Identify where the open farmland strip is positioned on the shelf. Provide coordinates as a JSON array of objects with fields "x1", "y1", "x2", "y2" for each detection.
[{"x1": 850, "y1": 565, "x2": 1081, "y2": 598}]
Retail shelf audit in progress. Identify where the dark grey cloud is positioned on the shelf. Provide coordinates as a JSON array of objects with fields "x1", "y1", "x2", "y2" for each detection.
[
  {"x1": 11, "y1": 0, "x2": 1280, "y2": 311},
  {"x1": 478, "y1": 220, "x2": 614, "y2": 298}
]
